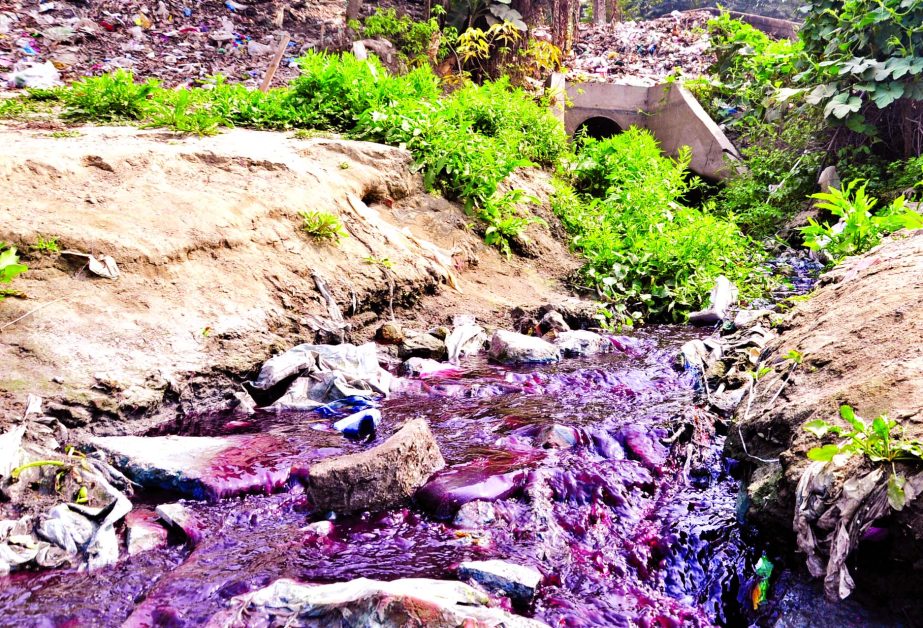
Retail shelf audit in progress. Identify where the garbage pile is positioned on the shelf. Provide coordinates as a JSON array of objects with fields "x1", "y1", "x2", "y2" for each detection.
[
  {"x1": 0, "y1": 0, "x2": 348, "y2": 89},
  {"x1": 570, "y1": 10, "x2": 715, "y2": 85},
  {"x1": 0, "y1": 395, "x2": 136, "y2": 574}
]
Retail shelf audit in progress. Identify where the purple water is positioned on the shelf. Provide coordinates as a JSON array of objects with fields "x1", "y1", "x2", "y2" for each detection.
[{"x1": 0, "y1": 327, "x2": 759, "y2": 627}]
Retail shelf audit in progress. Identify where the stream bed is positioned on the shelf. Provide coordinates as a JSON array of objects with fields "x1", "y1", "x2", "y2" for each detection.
[{"x1": 1, "y1": 327, "x2": 773, "y2": 626}]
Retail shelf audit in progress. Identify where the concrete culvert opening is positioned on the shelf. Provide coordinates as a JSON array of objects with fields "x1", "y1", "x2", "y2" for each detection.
[{"x1": 575, "y1": 116, "x2": 623, "y2": 140}]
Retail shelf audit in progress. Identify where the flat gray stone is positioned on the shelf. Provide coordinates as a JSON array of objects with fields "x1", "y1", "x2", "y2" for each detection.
[
  {"x1": 209, "y1": 577, "x2": 549, "y2": 627},
  {"x1": 553, "y1": 330, "x2": 609, "y2": 357},
  {"x1": 458, "y1": 559, "x2": 543, "y2": 605},
  {"x1": 89, "y1": 434, "x2": 289, "y2": 500}
]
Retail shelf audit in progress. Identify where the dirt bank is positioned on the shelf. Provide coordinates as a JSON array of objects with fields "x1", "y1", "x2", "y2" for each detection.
[
  {"x1": 0, "y1": 124, "x2": 584, "y2": 433},
  {"x1": 727, "y1": 230, "x2": 923, "y2": 596}
]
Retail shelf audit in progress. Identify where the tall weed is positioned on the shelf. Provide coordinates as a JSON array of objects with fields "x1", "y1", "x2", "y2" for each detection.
[{"x1": 554, "y1": 129, "x2": 767, "y2": 323}]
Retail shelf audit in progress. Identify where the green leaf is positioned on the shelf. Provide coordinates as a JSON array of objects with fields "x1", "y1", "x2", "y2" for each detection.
[
  {"x1": 871, "y1": 82, "x2": 904, "y2": 109},
  {"x1": 804, "y1": 419, "x2": 832, "y2": 438},
  {"x1": 806, "y1": 83, "x2": 838, "y2": 105},
  {"x1": 807, "y1": 444, "x2": 841, "y2": 461},
  {"x1": 823, "y1": 93, "x2": 863, "y2": 119},
  {"x1": 872, "y1": 415, "x2": 890, "y2": 441},
  {"x1": 888, "y1": 474, "x2": 907, "y2": 511}
]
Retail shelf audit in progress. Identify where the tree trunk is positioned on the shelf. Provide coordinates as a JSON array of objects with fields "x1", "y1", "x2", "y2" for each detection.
[
  {"x1": 593, "y1": 0, "x2": 605, "y2": 24},
  {"x1": 346, "y1": 0, "x2": 361, "y2": 22},
  {"x1": 607, "y1": 0, "x2": 621, "y2": 23},
  {"x1": 513, "y1": 0, "x2": 534, "y2": 24},
  {"x1": 551, "y1": 0, "x2": 578, "y2": 52}
]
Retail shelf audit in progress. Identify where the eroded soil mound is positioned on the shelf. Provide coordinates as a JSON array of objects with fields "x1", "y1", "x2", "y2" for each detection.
[
  {"x1": 0, "y1": 125, "x2": 581, "y2": 432},
  {"x1": 728, "y1": 230, "x2": 923, "y2": 585}
]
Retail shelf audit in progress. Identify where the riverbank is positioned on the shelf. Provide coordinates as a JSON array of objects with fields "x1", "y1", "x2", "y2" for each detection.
[{"x1": 0, "y1": 124, "x2": 587, "y2": 434}]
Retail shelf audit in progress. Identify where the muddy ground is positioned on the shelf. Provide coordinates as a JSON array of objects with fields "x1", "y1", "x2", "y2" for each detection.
[{"x1": 0, "y1": 124, "x2": 586, "y2": 435}]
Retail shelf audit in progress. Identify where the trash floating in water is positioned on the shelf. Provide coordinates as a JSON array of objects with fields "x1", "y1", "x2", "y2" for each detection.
[
  {"x1": 751, "y1": 554, "x2": 773, "y2": 609},
  {"x1": 333, "y1": 408, "x2": 381, "y2": 440}
]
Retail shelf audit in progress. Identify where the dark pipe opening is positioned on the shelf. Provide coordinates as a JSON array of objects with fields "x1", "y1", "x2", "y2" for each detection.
[{"x1": 574, "y1": 116, "x2": 624, "y2": 140}]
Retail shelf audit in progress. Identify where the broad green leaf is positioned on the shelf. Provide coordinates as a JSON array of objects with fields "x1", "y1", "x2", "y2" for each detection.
[
  {"x1": 888, "y1": 474, "x2": 907, "y2": 511},
  {"x1": 871, "y1": 82, "x2": 904, "y2": 108},
  {"x1": 806, "y1": 83, "x2": 838, "y2": 105},
  {"x1": 807, "y1": 444, "x2": 841, "y2": 461},
  {"x1": 824, "y1": 93, "x2": 863, "y2": 119},
  {"x1": 804, "y1": 419, "x2": 832, "y2": 437},
  {"x1": 872, "y1": 415, "x2": 890, "y2": 441}
]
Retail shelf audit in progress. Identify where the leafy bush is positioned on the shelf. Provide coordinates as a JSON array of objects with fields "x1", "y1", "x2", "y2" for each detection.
[
  {"x1": 886, "y1": 156, "x2": 923, "y2": 199},
  {"x1": 63, "y1": 70, "x2": 159, "y2": 121},
  {"x1": 716, "y1": 115, "x2": 827, "y2": 238},
  {"x1": 0, "y1": 245, "x2": 28, "y2": 300},
  {"x1": 147, "y1": 89, "x2": 223, "y2": 136},
  {"x1": 479, "y1": 189, "x2": 544, "y2": 257},
  {"x1": 299, "y1": 210, "x2": 348, "y2": 242},
  {"x1": 554, "y1": 129, "x2": 768, "y2": 323},
  {"x1": 353, "y1": 7, "x2": 453, "y2": 63},
  {"x1": 699, "y1": 15, "x2": 830, "y2": 238},
  {"x1": 805, "y1": 405, "x2": 923, "y2": 510},
  {"x1": 288, "y1": 53, "x2": 441, "y2": 131},
  {"x1": 31, "y1": 236, "x2": 60, "y2": 254},
  {"x1": 801, "y1": 179, "x2": 923, "y2": 262},
  {"x1": 797, "y1": 0, "x2": 923, "y2": 154},
  {"x1": 356, "y1": 72, "x2": 566, "y2": 218},
  {"x1": 706, "y1": 12, "x2": 804, "y2": 120}
]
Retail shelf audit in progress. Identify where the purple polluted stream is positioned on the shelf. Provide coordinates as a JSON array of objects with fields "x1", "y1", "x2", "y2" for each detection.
[{"x1": 0, "y1": 327, "x2": 758, "y2": 627}]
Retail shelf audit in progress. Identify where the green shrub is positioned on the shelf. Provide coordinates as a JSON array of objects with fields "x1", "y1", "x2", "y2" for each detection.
[
  {"x1": 479, "y1": 189, "x2": 545, "y2": 257},
  {"x1": 354, "y1": 7, "x2": 453, "y2": 63},
  {"x1": 554, "y1": 129, "x2": 768, "y2": 324},
  {"x1": 805, "y1": 405, "x2": 923, "y2": 510},
  {"x1": 288, "y1": 52, "x2": 441, "y2": 131},
  {"x1": 63, "y1": 69, "x2": 159, "y2": 121},
  {"x1": 299, "y1": 210, "x2": 348, "y2": 242},
  {"x1": 31, "y1": 236, "x2": 60, "y2": 254},
  {"x1": 716, "y1": 115, "x2": 826, "y2": 238},
  {"x1": 0, "y1": 245, "x2": 28, "y2": 300},
  {"x1": 797, "y1": 0, "x2": 923, "y2": 154},
  {"x1": 147, "y1": 89, "x2": 223, "y2": 136},
  {"x1": 886, "y1": 156, "x2": 923, "y2": 199},
  {"x1": 801, "y1": 179, "x2": 923, "y2": 262},
  {"x1": 707, "y1": 12, "x2": 804, "y2": 120}
]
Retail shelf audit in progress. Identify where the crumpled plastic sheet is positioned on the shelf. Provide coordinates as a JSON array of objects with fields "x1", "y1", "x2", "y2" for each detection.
[
  {"x1": 35, "y1": 469, "x2": 133, "y2": 571},
  {"x1": 248, "y1": 343, "x2": 392, "y2": 411},
  {"x1": 446, "y1": 320, "x2": 487, "y2": 364},
  {"x1": 794, "y1": 462, "x2": 923, "y2": 600},
  {"x1": 1, "y1": 395, "x2": 133, "y2": 574}
]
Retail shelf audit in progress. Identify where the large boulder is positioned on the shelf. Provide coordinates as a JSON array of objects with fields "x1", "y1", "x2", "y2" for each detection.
[
  {"x1": 488, "y1": 330, "x2": 560, "y2": 364},
  {"x1": 207, "y1": 577, "x2": 548, "y2": 627},
  {"x1": 306, "y1": 418, "x2": 445, "y2": 514}
]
